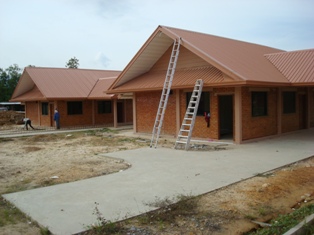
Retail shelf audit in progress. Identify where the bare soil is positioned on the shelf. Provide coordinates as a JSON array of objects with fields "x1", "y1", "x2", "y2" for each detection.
[{"x1": 0, "y1": 123, "x2": 313, "y2": 234}]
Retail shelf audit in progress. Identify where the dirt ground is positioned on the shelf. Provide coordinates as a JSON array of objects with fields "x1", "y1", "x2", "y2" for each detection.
[{"x1": 0, "y1": 123, "x2": 313, "y2": 234}]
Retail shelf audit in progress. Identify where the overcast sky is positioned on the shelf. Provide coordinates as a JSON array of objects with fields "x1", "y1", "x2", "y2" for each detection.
[{"x1": 1, "y1": 0, "x2": 313, "y2": 71}]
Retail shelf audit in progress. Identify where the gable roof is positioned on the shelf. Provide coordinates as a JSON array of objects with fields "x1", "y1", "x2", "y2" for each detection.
[
  {"x1": 11, "y1": 67, "x2": 120, "y2": 101},
  {"x1": 109, "y1": 25, "x2": 292, "y2": 93},
  {"x1": 109, "y1": 25, "x2": 314, "y2": 93},
  {"x1": 265, "y1": 49, "x2": 314, "y2": 86}
]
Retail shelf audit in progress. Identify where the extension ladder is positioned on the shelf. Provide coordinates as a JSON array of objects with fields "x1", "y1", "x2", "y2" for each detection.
[
  {"x1": 174, "y1": 79, "x2": 204, "y2": 150},
  {"x1": 150, "y1": 38, "x2": 181, "y2": 148}
]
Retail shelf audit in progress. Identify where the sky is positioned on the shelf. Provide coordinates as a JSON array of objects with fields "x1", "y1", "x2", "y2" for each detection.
[{"x1": 0, "y1": 0, "x2": 313, "y2": 71}]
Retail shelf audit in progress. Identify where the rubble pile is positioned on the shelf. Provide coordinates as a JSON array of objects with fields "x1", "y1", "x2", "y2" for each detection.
[{"x1": 0, "y1": 111, "x2": 25, "y2": 125}]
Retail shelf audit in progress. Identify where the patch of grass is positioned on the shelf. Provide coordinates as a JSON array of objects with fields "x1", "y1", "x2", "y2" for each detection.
[
  {"x1": 0, "y1": 138, "x2": 14, "y2": 143},
  {"x1": 40, "y1": 226, "x2": 51, "y2": 235},
  {"x1": 0, "y1": 197, "x2": 28, "y2": 227},
  {"x1": 247, "y1": 203, "x2": 314, "y2": 235},
  {"x1": 4, "y1": 178, "x2": 33, "y2": 194},
  {"x1": 258, "y1": 205, "x2": 273, "y2": 217},
  {"x1": 140, "y1": 194, "x2": 198, "y2": 225},
  {"x1": 253, "y1": 172, "x2": 274, "y2": 178},
  {"x1": 245, "y1": 214, "x2": 257, "y2": 220},
  {"x1": 26, "y1": 134, "x2": 60, "y2": 143},
  {"x1": 85, "y1": 202, "x2": 122, "y2": 234}
]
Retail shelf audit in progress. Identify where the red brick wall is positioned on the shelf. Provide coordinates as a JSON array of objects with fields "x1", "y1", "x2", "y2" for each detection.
[
  {"x1": 26, "y1": 100, "x2": 126, "y2": 128},
  {"x1": 242, "y1": 87, "x2": 277, "y2": 140},
  {"x1": 281, "y1": 89, "x2": 305, "y2": 133},
  {"x1": 310, "y1": 92, "x2": 314, "y2": 127},
  {"x1": 25, "y1": 102, "x2": 39, "y2": 125},
  {"x1": 136, "y1": 91, "x2": 159, "y2": 133},
  {"x1": 125, "y1": 99, "x2": 133, "y2": 123},
  {"x1": 55, "y1": 100, "x2": 93, "y2": 127},
  {"x1": 136, "y1": 91, "x2": 176, "y2": 135},
  {"x1": 94, "y1": 100, "x2": 114, "y2": 125}
]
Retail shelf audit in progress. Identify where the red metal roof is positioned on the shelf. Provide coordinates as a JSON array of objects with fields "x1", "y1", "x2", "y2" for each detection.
[
  {"x1": 88, "y1": 77, "x2": 117, "y2": 99},
  {"x1": 110, "y1": 25, "x2": 292, "y2": 93},
  {"x1": 113, "y1": 66, "x2": 225, "y2": 92},
  {"x1": 11, "y1": 86, "x2": 46, "y2": 101},
  {"x1": 265, "y1": 49, "x2": 314, "y2": 85},
  {"x1": 11, "y1": 67, "x2": 120, "y2": 101}
]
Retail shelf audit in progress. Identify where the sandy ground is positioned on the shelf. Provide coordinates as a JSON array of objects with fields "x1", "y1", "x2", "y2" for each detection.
[{"x1": 0, "y1": 127, "x2": 313, "y2": 235}]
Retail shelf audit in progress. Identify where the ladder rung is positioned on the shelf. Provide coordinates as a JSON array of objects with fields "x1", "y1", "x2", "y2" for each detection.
[
  {"x1": 176, "y1": 141, "x2": 187, "y2": 144},
  {"x1": 178, "y1": 136, "x2": 188, "y2": 139}
]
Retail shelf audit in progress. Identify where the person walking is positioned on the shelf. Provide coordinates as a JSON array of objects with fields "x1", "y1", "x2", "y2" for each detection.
[
  {"x1": 54, "y1": 109, "x2": 60, "y2": 129},
  {"x1": 23, "y1": 118, "x2": 35, "y2": 130}
]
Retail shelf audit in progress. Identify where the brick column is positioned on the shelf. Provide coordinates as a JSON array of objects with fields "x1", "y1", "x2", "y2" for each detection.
[
  {"x1": 113, "y1": 99, "x2": 117, "y2": 128},
  {"x1": 234, "y1": 87, "x2": 242, "y2": 144}
]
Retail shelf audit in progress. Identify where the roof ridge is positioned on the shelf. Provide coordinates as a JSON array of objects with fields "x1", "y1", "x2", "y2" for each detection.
[
  {"x1": 25, "y1": 66, "x2": 121, "y2": 72},
  {"x1": 161, "y1": 25, "x2": 285, "y2": 51},
  {"x1": 265, "y1": 48, "x2": 314, "y2": 57}
]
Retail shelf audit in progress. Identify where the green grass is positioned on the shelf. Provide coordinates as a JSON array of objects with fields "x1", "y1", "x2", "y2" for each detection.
[
  {"x1": 247, "y1": 203, "x2": 314, "y2": 235},
  {"x1": 0, "y1": 197, "x2": 28, "y2": 227}
]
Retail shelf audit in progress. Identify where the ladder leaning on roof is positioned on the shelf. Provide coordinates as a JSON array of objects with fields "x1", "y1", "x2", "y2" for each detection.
[
  {"x1": 175, "y1": 79, "x2": 204, "y2": 150},
  {"x1": 150, "y1": 38, "x2": 181, "y2": 148}
]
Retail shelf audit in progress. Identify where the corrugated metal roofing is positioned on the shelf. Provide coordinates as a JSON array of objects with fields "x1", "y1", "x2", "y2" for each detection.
[
  {"x1": 11, "y1": 86, "x2": 45, "y2": 101},
  {"x1": 11, "y1": 67, "x2": 120, "y2": 101},
  {"x1": 113, "y1": 66, "x2": 224, "y2": 92},
  {"x1": 265, "y1": 49, "x2": 314, "y2": 85},
  {"x1": 110, "y1": 25, "x2": 290, "y2": 92},
  {"x1": 88, "y1": 77, "x2": 117, "y2": 99}
]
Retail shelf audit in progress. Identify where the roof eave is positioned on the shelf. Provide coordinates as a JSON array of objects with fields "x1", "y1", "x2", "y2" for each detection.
[
  {"x1": 108, "y1": 80, "x2": 295, "y2": 94},
  {"x1": 108, "y1": 25, "x2": 167, "y2": 91}
]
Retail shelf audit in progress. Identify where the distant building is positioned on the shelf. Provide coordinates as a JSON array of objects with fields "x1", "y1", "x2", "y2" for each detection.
[
  {"x1": 10, "y1": 67, "x2": 133, "y2": 128},
  {"x1": 0, "y1": 102, "x2": 25, "y2": 111}
]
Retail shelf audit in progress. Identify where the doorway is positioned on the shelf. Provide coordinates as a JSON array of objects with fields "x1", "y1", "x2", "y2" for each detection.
[
  {"x1": 218, "y1": 95, "x2": 233, "y2": 139},
  {"x1": 299, "y1": 94, "x2": 307, "y2": 129},
  {"x1": 117, "y1": 101, "x2": 124, "y2": 123}
]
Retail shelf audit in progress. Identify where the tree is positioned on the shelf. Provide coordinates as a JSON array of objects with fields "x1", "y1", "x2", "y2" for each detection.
[
  {"x1": 65, "y1": 57, "x2": 79, "y2": 69},
  {"x1": 0, "y1": 64, "x2": 22, "y2": 101}
]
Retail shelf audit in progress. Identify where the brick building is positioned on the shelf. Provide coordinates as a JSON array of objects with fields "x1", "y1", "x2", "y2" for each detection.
[
  {"x1": 11, "y1": 67, "x2": 133, "y2": 128},
  {"x1": 108, "y1": 25, "x2": 314, "y2": 144}
]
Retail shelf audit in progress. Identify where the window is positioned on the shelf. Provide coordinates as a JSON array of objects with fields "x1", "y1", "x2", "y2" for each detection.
[
  {"x1": 283, "y1": 91, "x2": 296, "y2": 114},
  {"x1": 98, "y1": 101, "x2": 112, "y2": 114},
  {"x1": 67, "y1": 101, "x2": 83, "y2": 115},
  {"x1": 251, "y1": 92, "x2": 268, "y2": 117},
  {"x1": 42, "y1": 102, "x2": 48, "y2": 115},
  {"x1": 186, "y1": 92, "x2": 210, "y2": 116}
]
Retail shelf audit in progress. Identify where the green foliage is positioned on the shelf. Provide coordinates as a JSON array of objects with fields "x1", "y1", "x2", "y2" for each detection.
[
  {"x1": 248, "y1": 204, "x2": 314, "y2": 235},
  {"x1": 40, "y1": 227, "x2": 51, "y2": 235},
  {"x1": 86, "y1": 202, "x2": 121, "y2": 234},
  {"x1": 0, "y1": 64, "x2": 21, "y2": 101},
  {"x1": 0, "y1": 197, "x2": 27, "y2": 227},
  {"x1": 65, "y1": 57, "x2": 79, "y2": 68}
]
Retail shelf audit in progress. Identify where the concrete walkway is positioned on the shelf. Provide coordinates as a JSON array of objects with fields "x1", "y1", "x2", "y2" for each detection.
[{"x1": 3, "y1": 129, "x2": 314, "y2": 235}]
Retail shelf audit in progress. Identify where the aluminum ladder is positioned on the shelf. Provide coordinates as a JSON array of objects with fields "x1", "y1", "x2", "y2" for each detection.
[
  {"x1": 174, "y1": 79, "x2": 204, "y2": 150},
  {"x1": 150, "y1": 38, "x2": 181, "y2": 148}
]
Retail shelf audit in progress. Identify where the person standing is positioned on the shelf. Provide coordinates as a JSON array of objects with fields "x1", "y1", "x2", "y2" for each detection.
[{"x1": 54, "y1": 109, "x2": 60, "y2": 129}]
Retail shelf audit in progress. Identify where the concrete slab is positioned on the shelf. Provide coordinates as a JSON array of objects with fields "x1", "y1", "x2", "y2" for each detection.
[{"x1": 3, "y1": 129, "x2": 314, "y2": 235}]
